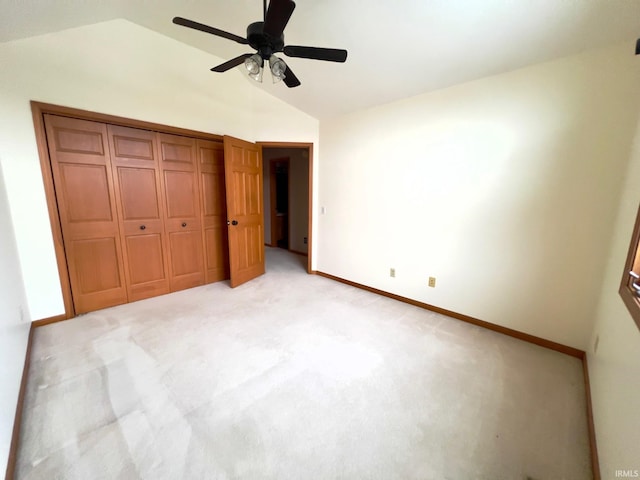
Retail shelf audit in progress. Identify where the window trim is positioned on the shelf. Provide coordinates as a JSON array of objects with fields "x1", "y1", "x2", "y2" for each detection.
[{"x1": 619, "y1": 200, "x2": 640, "y2": 331}]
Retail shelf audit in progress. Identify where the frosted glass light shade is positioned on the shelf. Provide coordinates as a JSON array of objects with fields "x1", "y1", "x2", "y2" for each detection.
[
  {"x1": 245, "y1": 54, "x2": 264, "y2": 82},
  {"x1": 269, "y1": 55, "x2": 287, "y2": 83}
]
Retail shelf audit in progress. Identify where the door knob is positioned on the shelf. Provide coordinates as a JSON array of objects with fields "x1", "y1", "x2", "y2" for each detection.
[
  {"x1": 139, "y1": 225, "x2": 146, "y2": 230},
  {"x1": 181, "y1": 222, "x2": 187, "y2": 227},
  {"x1": 231, "y1": 220, "x2": 239, "y2": 226}
]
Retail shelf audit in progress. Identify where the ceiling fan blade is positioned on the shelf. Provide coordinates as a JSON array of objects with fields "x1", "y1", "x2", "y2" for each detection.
[
  {"x1": 173, "y1": 17, "x2": 248, "y2": 45},
  {"x1": 283, "y1": 64, "x2": 301, "y2": 88},
  {"x1": 283, "y1": 45, "x2": 347, "y2": 63},
  {"x1": 263, "y1": 0, "x2": 296, "y2": 39},
  {"x1": 211, "y1": 54, "x2": 253, "y2": 72}
]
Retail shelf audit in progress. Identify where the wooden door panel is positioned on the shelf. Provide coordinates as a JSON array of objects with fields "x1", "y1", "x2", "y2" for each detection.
[
  {"x1": 161, "y1": 143, "x2": 193, "y2": 165},
  {"x1": 117, "y1": 168, "x2": 160, "y2": 220},
  {"x1": 108, "y1": 125, "x2": 170, "y2": 301},
  {"x1": 169, "y1": 231, "x2": 204, "y2": 276},
  {"x1": 71, "y1": 238, "x2": 122, "y2": 293},
  {"x1": 59, "y1": 163, "x2": 114, "y2": 224},
  {"x1": 168, "y1": 231, "x2": 205, "y2": 290},
  {"x1": 164, "y1": 171, "x2": 199, "y2": 219},
  {"x1": 229, "y1": 171, "x2": 261, "y2": 218},
  {"x1": 126, "y1": 234, "x2": 166, "y2": 284},
  {"x1": 112, "y1": 134, "x2": 155, "y2": 161},
  {"x1": 202, "y1": 172, "x2": 226, "y2": 216},
  {"x1": 205, "y1": 227, "x2": 228, "y2": 272},
  {"x1": 223, "y1": 136, "x2": 265, "y2": 288},
  {"x1": 44, "y1": 114, "x2": 128, "y2": 314},
  {"x1": 197, "y1": 139, "x2": 229, "y2": 283},
  {"x1": 159, "y1": 133, "x2": 205, "y2": 290},
  {"x1": 245, "y1": 171, "x2": 261, "y2": 215},
  {"x1": 246, "y1": 151, "x2": 260, "y2": 169},
  {"x1": 51, "y1": 127, "x2": 105, "y2": 158},
  {"x1": 232, "y1": 224, "x2": 264, "y2": 271},
  {"x1": 231, "y1": 171, "x2": 246, "y2": 215},
  {"x1": 71, "y1": 238, "x2": 127, "y2": 313},
  {"x1": 159, "y1": 134, "x2": 197, "y2": 171}
]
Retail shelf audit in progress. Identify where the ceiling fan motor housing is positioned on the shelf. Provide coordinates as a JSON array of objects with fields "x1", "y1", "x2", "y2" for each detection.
[{"x1": 247, "y1": 21, "x2": 284, "y2": 59}]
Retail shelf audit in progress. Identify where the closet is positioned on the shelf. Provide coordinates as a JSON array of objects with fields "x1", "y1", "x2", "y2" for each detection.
[{"x1": 43, "y1": 113, "x2": 245, "y2": 314}]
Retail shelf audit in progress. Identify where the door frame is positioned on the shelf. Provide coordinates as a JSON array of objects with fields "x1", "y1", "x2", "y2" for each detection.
[
  {"x1": 258, "y1": 142, "x2": 314, "y2": 274},
  {"x1": 31, "y1": 101, "x2": 224, "y2": 320}
]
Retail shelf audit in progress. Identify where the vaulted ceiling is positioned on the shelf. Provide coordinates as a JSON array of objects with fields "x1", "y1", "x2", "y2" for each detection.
[{"x1": 2, "y1": 0, "x2": 640, "y2": 119}]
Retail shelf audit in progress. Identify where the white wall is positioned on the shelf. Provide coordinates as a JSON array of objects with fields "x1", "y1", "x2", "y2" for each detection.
[
  {"x1": 0, "y1": 19, "x2": 319, "y2": 321},
  {"x1": 0, "y1": 164, "x2": 30, "y2": 474},
  {"x1": 588, "y1": 113, "x2": 640, "y2": 477},
  {"x1": 318, "y1": 42, "x2": 640, "y2": 350}
]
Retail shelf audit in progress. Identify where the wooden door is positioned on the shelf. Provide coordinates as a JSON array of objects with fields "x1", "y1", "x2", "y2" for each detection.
[
  {"x1": 197, "y1": 139, "x2": 229, "y2": 283},
  {"x1": 158, "y1": 133, "x2": 205, "y2": 291},
  {"x1": 44, "y1": 114, "x2": 127, "y2": 313},
  {"x1": 108, "y1": 125, "x2": 170, "y2": 301},
  {"x1": 223, "y1": 136, "x2": 265, "y2": 287}
]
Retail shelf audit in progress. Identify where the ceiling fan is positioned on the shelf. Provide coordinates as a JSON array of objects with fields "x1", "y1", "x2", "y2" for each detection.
[{"x1": 173, "y1": 0, "x2": 348, "y2": 88}]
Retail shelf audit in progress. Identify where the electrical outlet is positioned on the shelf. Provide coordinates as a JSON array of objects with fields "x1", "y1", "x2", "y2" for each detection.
[
  {"x1": 428, "y1": 277, "x2": 436, "y2": 288},
  {"x1": 303, "y1": 237, "x2": 307, "y2": 244},
  {"x1": 390, "y1": 268, "x2": 396, "y2": 278}
]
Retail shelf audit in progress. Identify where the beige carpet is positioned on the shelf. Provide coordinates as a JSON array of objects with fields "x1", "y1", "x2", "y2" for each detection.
[{"x1": 16, "y1": 248, "x2": 592, "y2": 479}]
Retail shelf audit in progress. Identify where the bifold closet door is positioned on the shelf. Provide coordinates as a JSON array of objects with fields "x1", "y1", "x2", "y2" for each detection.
[
  {"x1": 44, "y1": 114, "x2": 127, "y2": 314},
  {"x1": 197, "y1": 139, "x2": 229, "y2": 283},
  {"x1": 158, "y1": 133, "x2": 206, "y2": 291},
  {"x1": 108, "y1": 125, "x2": 171, "y2": 301}
]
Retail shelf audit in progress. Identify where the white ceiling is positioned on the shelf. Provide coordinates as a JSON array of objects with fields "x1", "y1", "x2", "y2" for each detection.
[{"x1": 2, "y1": 0, "x2": 640, "y2": 119}]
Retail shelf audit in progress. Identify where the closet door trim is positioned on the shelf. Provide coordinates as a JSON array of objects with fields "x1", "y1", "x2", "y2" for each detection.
[{"x1": 32, "y1": 101, "x2": 224, "y2": 320}]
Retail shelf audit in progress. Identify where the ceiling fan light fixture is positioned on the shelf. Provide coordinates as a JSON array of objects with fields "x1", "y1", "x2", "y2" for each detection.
[
  {"x1": 245, "y1": 54, "x2": 264, "y2": 82},
  {"x1": 173, "y1": 0, "x2": 347, "y2": 89},
  {"x1": 269, "y1": 55, "x2": 287, "y2": 83}
]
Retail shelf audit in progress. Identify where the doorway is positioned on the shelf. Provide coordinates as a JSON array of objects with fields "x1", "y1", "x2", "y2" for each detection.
[{"x1": 260, "y1": 143, "x2": 313, "y2": 273}]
